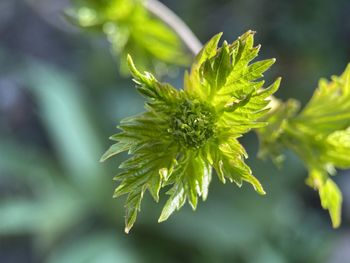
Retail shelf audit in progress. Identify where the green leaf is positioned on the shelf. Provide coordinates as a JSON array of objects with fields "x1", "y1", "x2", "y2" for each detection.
[
  {"x1": 68, "y1": 0, "x2": 190, "y2": 75},
  {"x1": 257, "y1": 77, "x2": 282, "y2": 99},
  {"x1": 307, "y1": 169, "x2": 342, "y2": 228},
  {"x1": 256, "y1": 98, "x2": 300, "y2": 164},
  {"x1": 124, "y1": 188, "x2": 145, "y2": 234},
  {"x1": 257, "y1": 63, "x2": 350, "y2": 228},
  {"x1": 244, "y1": 59, "x2": 276, "y2": 80},
  {"x1": 216, "y1": 143, "x2": 265, "y2": 195},
  {"x1": 100, "y1": 142, "x2": 130, "y2": 162},
  {"x1": 158, "y1": 182, "x2": 186, "y2": 222},
  {"x1": 325, "y1": 128, "x2": 350, "y2": 168},
  {"x1": 159, "y1": 153, "x2": 212, "y2": 221},
  {"x1": 208, "y1": 41, "x2": 232, "y2": 93},
  {"x1": 184, "y1": 33, "x2": 223, "y2": 99},
  {"x1": 296, "y1": 63, "x2": 350, "y2": 133},
  {"x1": 103, "y1": 32, "x2": 279, "y2": 232},
  {"x1": 192, "y1": 32, "x2": 223, "y2": 69},
  {"x1": 127, "y1": 55, "x2": 180, "y2": 104},
  {"x1": 319, "y1": 178, "x2": 342, "y2": 228}
]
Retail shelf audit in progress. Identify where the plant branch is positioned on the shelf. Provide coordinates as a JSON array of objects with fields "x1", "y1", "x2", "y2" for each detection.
[{"x1": 144, "y1": 0, "x2": 203, "y2": 56}]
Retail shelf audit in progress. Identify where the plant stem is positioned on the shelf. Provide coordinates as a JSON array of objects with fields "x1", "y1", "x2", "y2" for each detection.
[{"x1": 144, "y1": 0, "x2": 203, "y2": 56}]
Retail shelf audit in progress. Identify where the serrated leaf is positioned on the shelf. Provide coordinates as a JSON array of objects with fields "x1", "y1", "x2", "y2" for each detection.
[
  {"x1": 158, "y1": 183, "x2": 186, "y2": 222},
  {"x1": 147, "y1": 172, "x2": 162, "y2": 202},
  {"x1": 307, "y1": 168, "x2": 342, "y2": 228},
  {"x1": 319, "y1": 178, "x2": 342, "y2": 228},
  {"x1": 193, "y1": 32, "x2": 223, "y2": 69},
  {"x1": 211, "y1": 41, "x2": 232, "y2": 92},
  {"x1": 257, "y1": 64, "x2": 350, "y2": 228},
  {"x1": 103, "y1": 32, "x2": 279, "y2": 232},
  {"x1": 184, "y1": 33, "x2": 223, "y2": 99},
  {"x1": 100, "y1": 142, "x2": 130, "y2": 162},
  {"x1": 244, "y1": 58, "x2": 276, "y2": 80},
  {"x1": 128, "y1": 55, "x2": 179, "y2": 104},
  {"x1": 257, "y1": 77, "x2": 281, "y2": 98},
  {"x1": 324, "y1": 128, "x2": 350, "y2": 168},
  {"x1": 124, "y1": 187, "x2": 145, "y2": 234}
]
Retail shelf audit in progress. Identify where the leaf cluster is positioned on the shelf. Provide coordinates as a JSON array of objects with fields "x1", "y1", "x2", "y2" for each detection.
[
  {"x1": 101, "y1": 31, "x2": 280, "y2": 232},
  {"x1": 67, "y1": 0, "x2": 189, "y2": 74},
  {"x1": 257, "y1": 64, "x2": 350, "y2": 227}
]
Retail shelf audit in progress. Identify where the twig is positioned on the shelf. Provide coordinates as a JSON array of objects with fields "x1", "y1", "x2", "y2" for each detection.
[{"x1": 144, "y1": 0, "x2": 203, "y2": 56}]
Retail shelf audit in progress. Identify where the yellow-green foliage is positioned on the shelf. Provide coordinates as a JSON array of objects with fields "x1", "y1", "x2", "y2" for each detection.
[
  {"x1": 68, "y1": 0, "x2": 189, "y2": 74},
  {"x1": 258, "y1": 64, "x2": 350, "y2": 228},
  {"x1": 101, "y1": 31, "x2": 280, "y2": 232}
]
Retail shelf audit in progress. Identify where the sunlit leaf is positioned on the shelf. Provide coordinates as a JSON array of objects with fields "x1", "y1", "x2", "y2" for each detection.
[
  {"x1": 102, "y1": 31, "x2": 279, "y2": 232},
  {"x1": 257, "y1": 64, "x2": 350, "y2": 228}
]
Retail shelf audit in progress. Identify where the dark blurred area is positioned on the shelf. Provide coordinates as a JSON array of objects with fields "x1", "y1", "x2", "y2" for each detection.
[{"x1": 1, "y1": 0, "x2": 350, "y2": 262}]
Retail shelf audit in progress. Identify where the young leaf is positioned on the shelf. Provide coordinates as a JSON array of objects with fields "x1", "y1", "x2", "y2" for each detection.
[
  {"x1": 306, "y1": 169, "x2": 342, "y2": 228},
  {"x1": 124, "y1": 187, "x2": 145, "y2": 234},
  {"x1": 67, "y1": 0, "x2": 190, "y2": 75},
  {"x1": 102, "y1": 31, "x2": 279, "y2": 232},
  {"x1": 319, "y1": 178, "x2": 342, "y2": 228},
  {"x1": 158, "y1": 182, "x2": 186, "y2": 222},
  {"x1": 257, "y1": 64, "x2": 350, "y2": 228}
]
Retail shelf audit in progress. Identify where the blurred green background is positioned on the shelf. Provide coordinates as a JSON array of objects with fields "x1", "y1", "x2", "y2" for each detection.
[{"x1": 1, "y1": 0, "x2": 350, "y2": 262}]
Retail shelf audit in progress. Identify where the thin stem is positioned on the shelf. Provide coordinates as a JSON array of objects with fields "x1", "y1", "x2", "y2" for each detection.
[{"x1": 144, "y1": 0, "x2": 203, "y2": 56}]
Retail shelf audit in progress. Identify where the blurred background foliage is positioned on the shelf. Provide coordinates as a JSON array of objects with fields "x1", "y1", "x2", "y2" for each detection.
[
  {"x1": 0, "y1": 0, "x2": 350, "y2": 262},
  {"x1": 67, "y1": 0, "x2": 190, "y2": 75}
]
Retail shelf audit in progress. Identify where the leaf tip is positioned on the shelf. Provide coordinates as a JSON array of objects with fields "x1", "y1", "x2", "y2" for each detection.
[
  {"x1": 126, "y1": 53, "x2": 133, "y2": 67},
  {"x1": 127, "y1": 54, "x2": 140, "y2": 78},
  {"x1": 216, "y1": 32, "x2": 224, "y2": 38},
  {"x1": 255, "y1": 182, "x2": 266, "y2": 195},
  {"x1": 332, "y1": 219, "x2": 341, "y2": 229},
  {"x1": 124, "y1": 226, "x2": 131, "y2": 234},
  {"x1": 99, "y1": 153, "x2": 108, "y2": 162},
  {"x1": 158, "y1": 216, "x2": 166, "y2": 223},
  {"x1": 259, "y1": 189, "x2": 267, "y2": 195}
]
